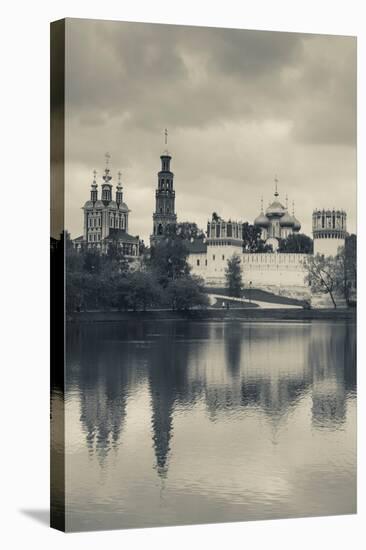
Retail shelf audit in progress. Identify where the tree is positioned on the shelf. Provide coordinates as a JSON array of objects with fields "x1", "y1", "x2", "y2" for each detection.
[
  {"x1": 305, "y1": 254, "x2": 342, "y2": 308},
  {"x1": 225, "y1": 254, "x2": 243, "y2": 297},
  {"x1": 167, "y1": 276, "x2": 209, "y2": 311},
  {"x1": 242, "y1": 222, "x2": 271, "y2": 252},
  {"x1": 336, "y1": 234, "x2": 357, "y2": 304},
  {"x1": 105, "y1": 234, "x2": 129, "y2": 272},
  {"x1": 149, "y1": 235, "x2": 191, "y2": 286},
  {"x1": 176, "y1": 222, "x2": 204, "y2": 240},
  {"x1": 160, "y1": 221, "x2": 204, "y2": 240},
  {"x1": 278, "y1": 233, "x2": 313, "y2": 254},
  {"x1": 125, "y1": 271, "x2": 161, "y2": 311},
  {"x1": 83, "y1": 249, "x2": 101, "y2": 274}
]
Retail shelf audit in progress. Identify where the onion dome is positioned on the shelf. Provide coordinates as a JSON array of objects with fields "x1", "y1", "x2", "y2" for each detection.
[
  {"x1": 292, "y1": 216, "x2": 301, "y2": 231},
  {"x1": 266, "y1": 200, "x2": 286, "y2": 217},
  {"x1": 265, "y1": 179, "x2": 286, "y2": 217},
  {"x1": 280, "y1": 211, "x2": 295, "y2": 227},
  {"x1": 94, "y1": 200, "x2": 104, "y2": 210},
  {"x1": 254, "y1": 212, "x2": 270, "y2": 227},
  {"x1": 108, "y1": 200, "x2": 118, "y2": 210},
  {"x1": 291, "y1": 201, "x2": 301, "y2": 231},
  {"x1": 83, "y1": 200, "x2": 94, "y2": 210},
  {"x1": 254, "y1": 197, "x2": 270, "y2": 227},
  {"x1": 118, "y1": 202, "x2": 129, "y2": 212}
]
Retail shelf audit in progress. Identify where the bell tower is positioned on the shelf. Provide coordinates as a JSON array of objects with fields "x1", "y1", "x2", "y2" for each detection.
[
  {"x1": 101, "y1": 152, "x2": 113, "y2": 205},
  {"x1": 151, "y1": 130, "x2": 177, "y2": 244}
]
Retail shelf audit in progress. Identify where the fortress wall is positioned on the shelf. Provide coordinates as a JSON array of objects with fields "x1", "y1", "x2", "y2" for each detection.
[{"x1": 188, "y1": 250, "x2": 310, "y2": 290}]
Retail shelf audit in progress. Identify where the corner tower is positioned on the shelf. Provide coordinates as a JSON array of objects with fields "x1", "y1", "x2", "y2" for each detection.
[
  {"x1": 151, "y1": 130, "x2": 177, "y2": 244},
  {"x1": 312, "y1": 208, "x2": 347, "y2": 257}
]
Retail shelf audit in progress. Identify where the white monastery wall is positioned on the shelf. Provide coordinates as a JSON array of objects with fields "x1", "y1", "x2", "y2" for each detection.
[{"x1": 188, "y1": 249, "x2": 309, "y2": 290}]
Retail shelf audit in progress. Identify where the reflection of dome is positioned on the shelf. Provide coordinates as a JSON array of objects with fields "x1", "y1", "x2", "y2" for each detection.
[
  {"x1": 292, "y1": 216, "x2": 301, "y2": 231},
  {"x1": 266, "y1": 201, "x2": 286, "y2": 217},
  {"x1": 254, "y1": 213, "x2": 270, "y2": 227},
  {"x1": 280, "y1": 211, "x2": 295, "y2": 227},
  {"x1": 84, "y1": 200, "x2": 94, "y2": 210}
]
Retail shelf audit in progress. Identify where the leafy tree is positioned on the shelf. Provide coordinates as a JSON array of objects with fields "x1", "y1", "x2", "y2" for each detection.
[
  {"x1": 125, "y1": 271, "x2": 161, "y2": 311},
  {"x1": 105, "y1": 237, "x2": 129, "y2": 274},
  {"x1": 167, "y1": 276, "x2": 209, "y2": 311},
  {"x1": 278, "y1": 233, "x2": 313, "y2": 254},
  {"x1": 305, "y1": 254, "x2": 342, "y2": 308},
  {"x1": 242, "y1": 222, "x2": 269, "y2": 252},
  {"x1": 149, "y1": 236, "x2": 191, "y2": 286},
  {"x1": 176, "y1": 222, "x2": 204, "y2": 240},
  {"x1": 160, "y1": 221, "x2": 204, "y2": 240},
  {"x1": 66, "y1": 271, "x2": 85, "y2": 313},
  {"x1": 83, "y1": 249, "x2": 102, "y2": 274},
  {"x1": 225, "y1": 254, "x2": 243, "y2": 297},
  {"x1": 336, "y1": 234, "x2": 357, "y2": 304}
]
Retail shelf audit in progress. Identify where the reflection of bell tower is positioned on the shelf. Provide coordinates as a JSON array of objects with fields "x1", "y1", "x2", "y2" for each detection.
[
  {"x1": 151, "y1": 129, "x2": 177, "y2": 245},
  {"x1": 149, "y1": 342, "x2": 176, "y2": 478}
]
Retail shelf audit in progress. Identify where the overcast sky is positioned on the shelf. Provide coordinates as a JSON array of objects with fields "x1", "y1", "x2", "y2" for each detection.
[{"x1": 64, "y1": 18, "x2": 356, "y2": 242}]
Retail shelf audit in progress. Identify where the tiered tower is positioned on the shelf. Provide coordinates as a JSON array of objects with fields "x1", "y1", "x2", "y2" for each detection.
[
  {"x1": 151, "y1": 130, "x2": 177, "y2": 244},
  {"x1": 312, "y1": 209, "x2": 347, "y2": 257},
  {"x1": 80, "y1": 153, "x2": 139, "y2": 256}
]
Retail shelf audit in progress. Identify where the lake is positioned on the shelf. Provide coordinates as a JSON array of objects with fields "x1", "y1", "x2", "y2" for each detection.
[{"x1": 57, "y1": 319, "x2": 356, "y2": 531}]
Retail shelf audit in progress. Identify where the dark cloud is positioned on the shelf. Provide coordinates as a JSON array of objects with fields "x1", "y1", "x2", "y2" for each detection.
[{"x1": 64, "y1": 19, "x2": 356, "y2": 241}]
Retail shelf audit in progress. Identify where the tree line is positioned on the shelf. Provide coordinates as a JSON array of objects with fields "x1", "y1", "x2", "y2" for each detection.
[{"x1": 65, "y1": 230, "x2": 209, "y2": 313}]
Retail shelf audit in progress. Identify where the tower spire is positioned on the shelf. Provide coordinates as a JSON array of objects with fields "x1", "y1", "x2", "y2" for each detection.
[
  {"x1": 102, "y1": 153, "x2": 112, "y2": 203},
  {"x1": 151, "y1": 135, "x2": 177, "y2": 244},
  {"x1": 90, "y1": 169, "x2": 98, "y2": 202},
  {"x1": 116, "y1": 170, "x2": 123, "y2": 206}
]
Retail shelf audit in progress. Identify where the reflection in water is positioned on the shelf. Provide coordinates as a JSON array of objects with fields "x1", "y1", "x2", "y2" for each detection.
[{"x1": 62, "y1": 320, "x2": 356, "y2": 531}]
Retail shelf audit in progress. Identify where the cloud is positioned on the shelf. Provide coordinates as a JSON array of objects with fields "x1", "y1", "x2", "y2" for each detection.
[{"x1": 63, "y1": 19, "x2": 356, "y2": 241}]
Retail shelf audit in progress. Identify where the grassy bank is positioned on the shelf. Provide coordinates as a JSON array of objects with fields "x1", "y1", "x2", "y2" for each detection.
[{"x1": 67, "y1": 308, "x2": 356, "y2": 323}]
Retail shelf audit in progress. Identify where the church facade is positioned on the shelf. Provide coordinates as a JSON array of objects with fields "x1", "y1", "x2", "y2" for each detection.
[
  {"x1": 73, "y1": 156, "x2": 140, "y2": 257},
  {"x1": 253, "y1": 184, "x2": 301, "y2": 252}
]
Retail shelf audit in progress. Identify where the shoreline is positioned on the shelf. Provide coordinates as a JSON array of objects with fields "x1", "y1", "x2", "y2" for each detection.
[{"x1": 67, "y1": 308, "x2": 356, "y2": 323}]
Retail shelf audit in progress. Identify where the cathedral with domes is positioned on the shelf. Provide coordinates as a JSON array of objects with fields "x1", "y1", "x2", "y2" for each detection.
[
  {"x1": 254, "y1": 180, "x2": 301, "y2": 251},
  {"x1": 73, "y1": 154, "x2": 140, "y2": 257}
]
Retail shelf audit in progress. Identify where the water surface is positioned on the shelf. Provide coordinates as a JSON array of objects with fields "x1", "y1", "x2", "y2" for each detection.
[{"x1": 61, "y1": 320, "x2": 356, "y2": 531}]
